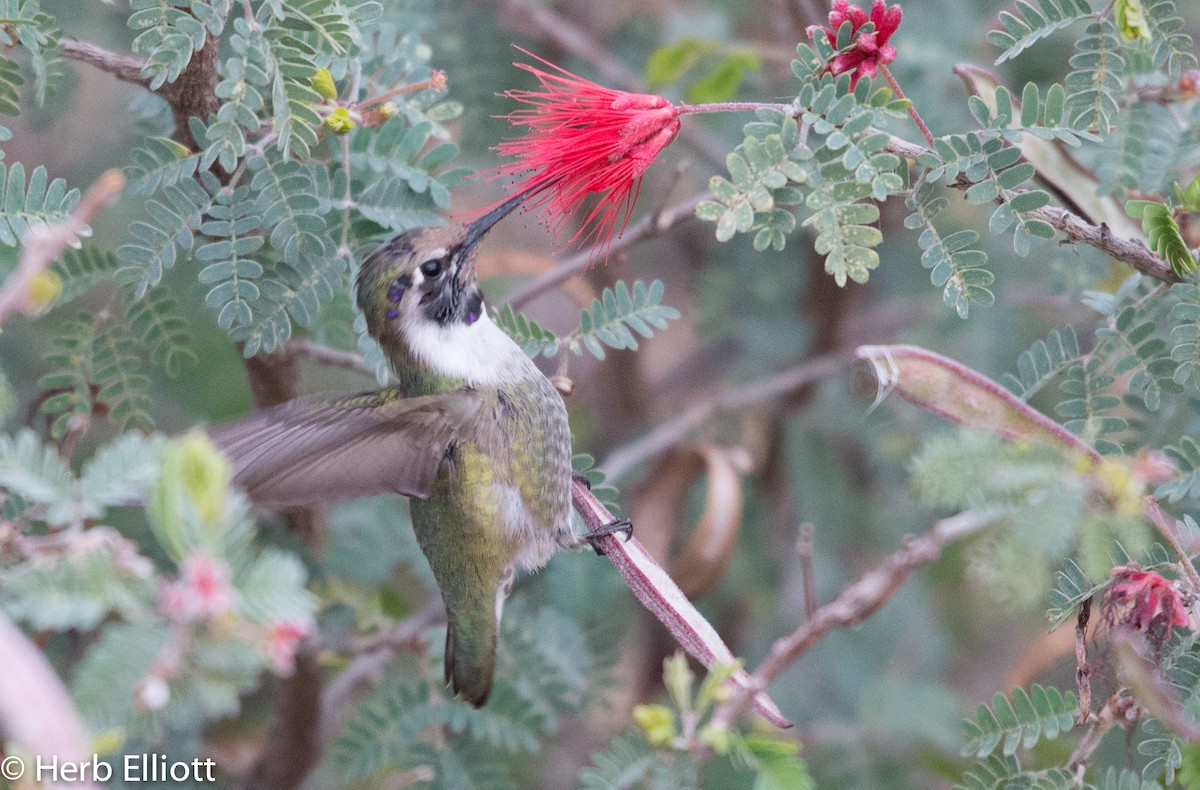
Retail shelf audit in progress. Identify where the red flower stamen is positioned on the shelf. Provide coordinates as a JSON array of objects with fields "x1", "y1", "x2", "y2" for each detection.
[
  {"x1": 485, "y1": 49, "x2": 681, "y2": 255},
  {"x1": 807, "y1": 0, "x2": 903, "y2": 88}
]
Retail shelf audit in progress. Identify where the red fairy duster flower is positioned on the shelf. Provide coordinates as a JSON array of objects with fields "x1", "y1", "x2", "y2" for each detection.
[
  {"x1": 1105, "y1": 564, "x2": 1192, "y2": 644},
  {"x1": 808, "y1": 0, "x2": 903, "y2": 88},
  {"x1": 488, "y1": 49, "x2": 681, "y2": 252},
  {"x1": 160, "y1": 551, "x2": 237, "y2": 622}
]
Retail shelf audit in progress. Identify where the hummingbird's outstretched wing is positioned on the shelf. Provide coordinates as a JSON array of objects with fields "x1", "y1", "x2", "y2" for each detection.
[{"x1": 209, "y1": 389, "x2": 484, "y2": 507}]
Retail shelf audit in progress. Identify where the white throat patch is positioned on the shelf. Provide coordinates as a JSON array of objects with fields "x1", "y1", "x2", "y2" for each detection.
[{"x1": 401, "y1": 308, "x2": 533, "y2": 386}]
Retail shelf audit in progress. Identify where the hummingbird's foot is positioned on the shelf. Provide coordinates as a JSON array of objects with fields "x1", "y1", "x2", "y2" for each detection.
[
  {"x1": 583, "y1": 519, "x2": 633, "y2": 556},
  {"x1": 571, "y1": 470, "x2": 592, "y2": 489}
]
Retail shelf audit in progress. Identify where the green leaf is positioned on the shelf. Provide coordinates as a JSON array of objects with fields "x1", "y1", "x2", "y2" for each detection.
[
  {"x1": 986, "y1": 0, "x2": 1094, "y2": 65},
  {"x1": 568, "y1": 280, "x2": 680, "y2": 360},
  {"x1": 961, "y1": 685, "x2": 1079, "y2": 759},
  {"x1": 0, "y1": 161, "x2": 79, "y2": 247},
  {"x1": 1126, "y1": 199, "x2": 1196, "y2": 276}
]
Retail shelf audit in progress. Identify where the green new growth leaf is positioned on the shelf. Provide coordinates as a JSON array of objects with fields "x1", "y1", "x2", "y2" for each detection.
[
  {"x1": 3, "y1": 532, "x2": 155, "y2": 630},
  {"x1": 961, "y1": 685, "x2": 1079, "y2": 758},
  {"x1": 493, "y1": 303, "x2": 559, "y2": 358},
  {"x1": 986, "y1": 0, "x2": 1094, "y2": 65},
  {"x1": 567, "y1": 280, "x2": 680, "y2": 361},
  {"x1": 1126, "y1": 199, "x2": 1196, "y2": 276},
  {"x1": 0, "y1": 428, "x2": 72, "y2": 513},
  {"x1": 0, "y1": 161, "x2": 79, "y2": 246},
  {"x1": 235, "y1": 548, "x2": 316, "y2": 625},
  {"x1": 1176, "y1": 173, "x2": 1200, "y2": 212}
]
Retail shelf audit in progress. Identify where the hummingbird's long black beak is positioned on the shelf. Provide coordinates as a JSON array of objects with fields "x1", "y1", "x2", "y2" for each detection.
[{"x1": 463, "y1": 190, "x2": 529, "y2": 250}]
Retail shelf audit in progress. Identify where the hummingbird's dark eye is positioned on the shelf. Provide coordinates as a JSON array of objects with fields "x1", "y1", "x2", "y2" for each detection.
[{"x1": 419, "y1": 259, "x2": 444, "y2": 278}]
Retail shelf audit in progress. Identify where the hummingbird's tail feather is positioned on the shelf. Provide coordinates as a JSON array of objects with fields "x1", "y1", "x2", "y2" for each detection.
[
  {"x1": 444, "y1": 611, "x2": 497, "y2": 706},
  {"x1": 442, "y1": 566, "x2": 513, "y2": 707}
]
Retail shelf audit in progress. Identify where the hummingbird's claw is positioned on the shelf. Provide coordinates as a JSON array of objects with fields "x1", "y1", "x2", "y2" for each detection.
[
  {"x1": 584, "y1": 518, "x2": 633, "y2": 556},
  {"x1": 571, "y1": 470, "x2": 592, "y2": 490}
]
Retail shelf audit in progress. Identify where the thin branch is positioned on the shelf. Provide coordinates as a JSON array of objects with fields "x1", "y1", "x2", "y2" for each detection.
[
  {"x1": 317, "y1": 597, "x2": 445, "y2": 750},
  {"x1": 1075, "y1": 599, "x2": 1093, "y2": 724},
  {"x1": 709, "y1": 506, "x2": 1005, "y2": 730},
  {"x1": 1143, "y1": 496, "x2": 1200, "y2": 593},
  {"x1": 797, "y1": 523, "x2": 818, "y2": 619},
  {"x1": 601, "y1": 352, "x2": 847, "y2": 481},
  {"x1": 0, "y1": 170, "x2": 125, "y2": 324},
  {"x1": 61, "y1": 39, "x2": 150, "y2": 89},
  {"x1": 1067, "y1": 695, "x2": 1122, "y2": 784},
  {"x1": 883, "y1": 134, "x2": 1180, "y2": 284},
  {"x1": 285, "y1": 338, "x2": 384, "y2": 381},
  {"x1": 507, "y1": 192, "x2": 709, "y2": 310}
]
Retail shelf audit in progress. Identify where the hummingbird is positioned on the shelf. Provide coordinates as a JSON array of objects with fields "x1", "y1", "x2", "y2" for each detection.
[{"x1": 210, "y1": 193, "x2": 625, "y2": 705}]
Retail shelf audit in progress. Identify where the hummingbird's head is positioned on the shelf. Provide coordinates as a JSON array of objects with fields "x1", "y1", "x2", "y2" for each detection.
[
  {"x1": 355, "y1": 192, "x2": 534, "y2": 386},
  {"x1": 356, "y1": 192, "x2": 525, "y2": 339}
]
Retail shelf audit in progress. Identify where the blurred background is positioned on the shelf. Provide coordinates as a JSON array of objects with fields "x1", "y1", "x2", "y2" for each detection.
[{"x1": 1, "y1": 0, "x2": 1198, "y2": 788}]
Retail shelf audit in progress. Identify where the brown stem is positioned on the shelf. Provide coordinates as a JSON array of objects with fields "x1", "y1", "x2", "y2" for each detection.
[
  {"x1": 61, "y1": 39, "x2": 150, "y2": 89},
  {"x1": 285, "y1": 338, "x2": 385, "y2": 381},
  {"x1": 355, "y1": 71, "x2": 446, "y2": 110},
  {"x1": 507, "y1": 192, "x2": 708, "y2": 310},
  {"x1": 1067, "y1": 695, "x2": 1120, "y2": 783},
  {"x1": 884, "y1": 135, "x2": 1181, "y2": 284},
  {"x1": 797, "y1": 523, "x2": 818, "y2": 619},
  {"x1": 709, "y1": 506, "x2": 1004, "y2": 730},
  {"x1": 254, "y1": 650, "x2": 323, "y2": 790},
  {"x1": 1143, "y1": 496, "x2": 1200, "y2": 593},
  {"x1": 601, "y1": 352, "x2": 847, "y2": 481},
  {"x1": 1075, "y1": 599, "x2": 1092, "y2": 724}
]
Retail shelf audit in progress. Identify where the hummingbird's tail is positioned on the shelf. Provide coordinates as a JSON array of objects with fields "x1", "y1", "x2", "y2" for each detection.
[
  {"x1": 443, "y1": 567, "x2": 513, "y2": 707},
  {"x1": 444, "y1": 612, "x2": 497, "y2": 706}
]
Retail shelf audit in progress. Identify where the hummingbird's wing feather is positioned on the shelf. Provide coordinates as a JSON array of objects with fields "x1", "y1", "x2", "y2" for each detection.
[{"x1": 209, "y1": 389, "x2": 484, "y2": 507}]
